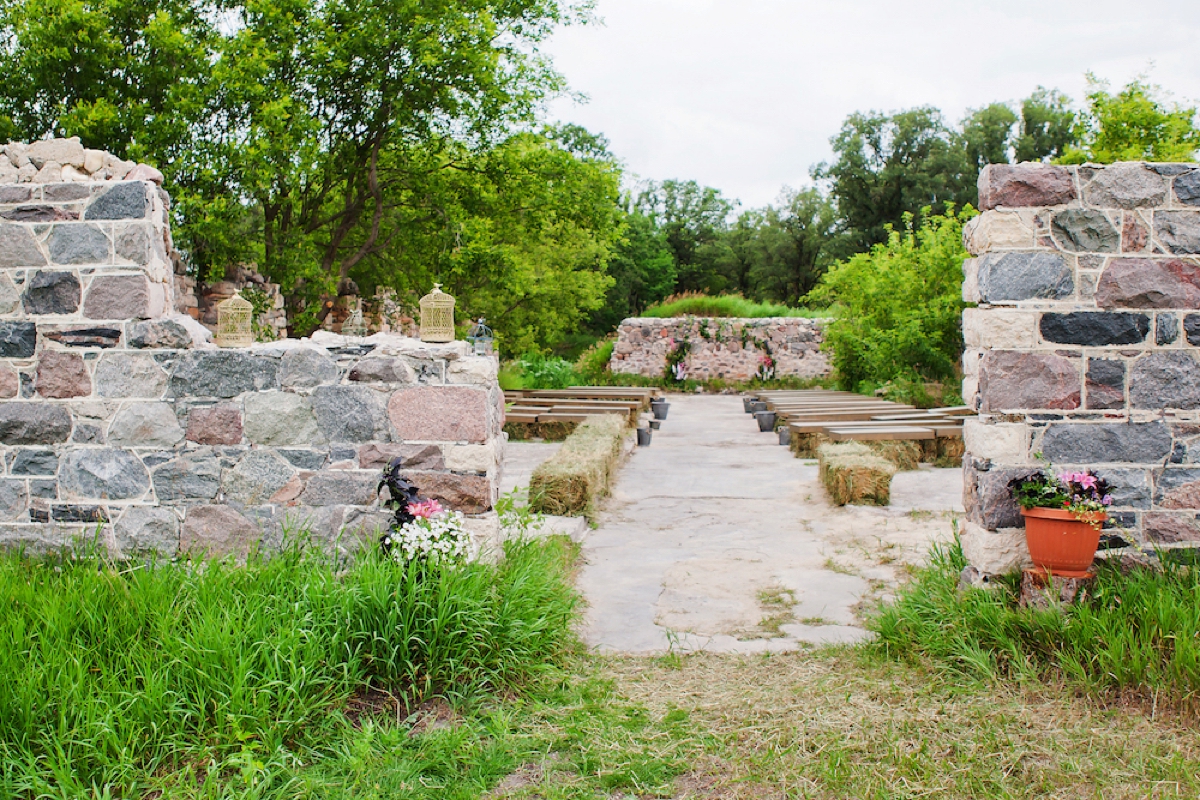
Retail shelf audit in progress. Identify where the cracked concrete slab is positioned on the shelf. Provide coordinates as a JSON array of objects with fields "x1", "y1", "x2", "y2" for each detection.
[{"x1": 573, "y1": 393, "x2": 962, "y2": 654}]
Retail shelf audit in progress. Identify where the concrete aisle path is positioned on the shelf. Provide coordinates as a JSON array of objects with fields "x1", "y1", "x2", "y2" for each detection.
[{"x1": 577, "y1": 393, "x2": 962, "y2": 654}]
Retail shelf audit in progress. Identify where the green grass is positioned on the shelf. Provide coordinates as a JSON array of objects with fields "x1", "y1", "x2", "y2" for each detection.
[
  {"x1": 640, "y1": 292, "x2": 827, "y2": 319},
  {"x1": 0, "y1": 536, "x2": 580, "y2": 797},
  {"x1": 870, "y1": 540, "x2": 1200, "y2": 710}
]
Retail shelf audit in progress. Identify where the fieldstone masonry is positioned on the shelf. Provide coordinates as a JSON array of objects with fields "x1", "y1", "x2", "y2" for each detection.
[
  {"x1": 962, "y1": 161, "x2": 1200, "y2": 573},
  {"x1": 0, "y1": 140, "x2": 504, "y2": 559},
  {"x1": 610, "y1": 317, "x2": 830, "y2": 381}
]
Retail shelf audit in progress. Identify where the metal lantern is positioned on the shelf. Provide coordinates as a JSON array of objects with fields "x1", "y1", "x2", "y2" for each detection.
[
  {"x1": 419, "y1": 283, "x2": 455, "y2": 343},
  {"x1": 342, "y1": 300, "x2": 368, "y2": 339},
  {"x1": 216, "y1": 291, "x2": 254, "y2": 347},
  {"x1": 466, "y1": 318, "x2": 494, "y2": 356}
]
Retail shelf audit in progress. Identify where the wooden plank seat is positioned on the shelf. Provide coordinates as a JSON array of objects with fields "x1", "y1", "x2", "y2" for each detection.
[{"x1": 825, "y1": 426, "x2": 935, "y2": 441}]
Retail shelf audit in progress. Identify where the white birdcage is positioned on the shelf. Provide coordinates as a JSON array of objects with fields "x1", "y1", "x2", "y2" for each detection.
[
  {"x1": 419, "y1": 284, "x2": 455, "y2": 343},
  {"x1": 216, "y1": 292, "x2": 254, "y2": 347}
]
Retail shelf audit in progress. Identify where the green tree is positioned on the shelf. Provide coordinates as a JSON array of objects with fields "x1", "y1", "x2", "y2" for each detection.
[
  {"x1": 588, "y1": 208, "x2": 675, "y2": 332},
  {"x1": 806, "y1": 206, "x2": 974, "y2": 395},
  {"x1": 635, "y1": 179, "x2": 736, "y2": 294},
  {"x1": 1014, "y1": 87, "x2": 1077, "y2": 162},
  {"x1": 959, "y1": 103, "x2": 1017, "y2": 173},
  {"x1": 813, "y1": 107, "x2": 973, "y2": 251},
  {"x1": 0, "y1": 0, "x2": 589, "y2": 336},
  {"x1": 1062, "y1": 75, "x2": 1200, "y2": 163},
  {"x1": 747, "y1": 188, "x2": 838, "y2": 306}
]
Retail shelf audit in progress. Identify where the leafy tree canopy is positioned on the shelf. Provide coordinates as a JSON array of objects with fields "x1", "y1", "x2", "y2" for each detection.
[{"x1": 1061, "y1": 75, "x2": 1200, "y2": 164}]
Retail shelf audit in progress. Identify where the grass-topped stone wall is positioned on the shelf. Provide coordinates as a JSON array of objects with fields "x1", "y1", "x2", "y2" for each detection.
[{"x1": 609, "y1": 316, "x2": 831, "y2": 382}]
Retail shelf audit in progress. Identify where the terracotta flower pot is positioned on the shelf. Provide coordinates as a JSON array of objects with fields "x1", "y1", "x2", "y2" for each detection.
[{"x1": 1021, "y1": 506, "x2": 1105, "y2": 578}]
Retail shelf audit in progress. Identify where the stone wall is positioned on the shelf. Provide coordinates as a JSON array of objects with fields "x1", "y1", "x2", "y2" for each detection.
[
  {"x1": 961, "y1": 161, "x2": 1200, "y2": 573},
  {"x1": 609, "y1": 317, "x2": 830, "y2": 381},
  {"x1": 0, "y1": 140, "x2": 504, "y2": 558}
]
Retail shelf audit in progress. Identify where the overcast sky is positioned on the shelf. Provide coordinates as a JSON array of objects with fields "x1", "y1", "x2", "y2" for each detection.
[{"x1": 542, "y1": 0, "x2": 1200, "y2": 209}]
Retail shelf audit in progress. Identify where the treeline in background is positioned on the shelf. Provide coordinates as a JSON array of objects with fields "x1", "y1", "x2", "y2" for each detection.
[{"x1": 2, "y1": 0, "x2": 1197, "y2": 396}]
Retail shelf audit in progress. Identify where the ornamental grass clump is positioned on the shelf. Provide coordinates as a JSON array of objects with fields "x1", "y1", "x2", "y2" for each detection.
[
  {"x1": 0, "y1": 534, "x2": 580, "y2": 796},
  {"x1": 872, "y1": 539, "x2": 1200, "y2": 710}
]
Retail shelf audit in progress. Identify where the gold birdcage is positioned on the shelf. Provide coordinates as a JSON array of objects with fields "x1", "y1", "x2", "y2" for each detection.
[
  {"x1": 216, "y1": 291, "x2": 254, "y2": 348},
  {"x1": 419, "y1": 284, "x2": 455, "y2": 343}
]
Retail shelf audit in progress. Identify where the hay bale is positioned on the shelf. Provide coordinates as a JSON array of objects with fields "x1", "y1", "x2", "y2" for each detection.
[
  {"x1": 934, "y1": 435, "x2": 965, "y2": 467},
  {"x1": 536, "y1": 420, "x2": 578, "y2": 441},
  {"x1": 790, "y1": 431, "x2": 828, "y2": 459},
  {"x1": 530, "y1": 415, "x2": 626, "y2": 518},
  {"x1": 867, "y1": 439, "x2": 922, "y2": 471},
  {"x1": 503, "y1": 421, "x2": 535, "y2": 441},
  {"x1": 817, "y1": 442, "x2": 896, "y2": 506}
]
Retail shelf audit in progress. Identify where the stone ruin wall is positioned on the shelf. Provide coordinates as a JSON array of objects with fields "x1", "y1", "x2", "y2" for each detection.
[
  {"x1": 610, "y1": 317, "x2": 830, "y2": 381},
  {"x1": 961, "y1": 160, "x2": 1200, "y2": 573},
  {"x1": 0, "y1": 138, "x2": 504, "y2": 559}
]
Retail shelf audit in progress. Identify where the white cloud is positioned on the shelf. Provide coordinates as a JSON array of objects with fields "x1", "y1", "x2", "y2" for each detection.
[{"x1": 544, "y1": 0, "x2": 1200, "y2": 207}]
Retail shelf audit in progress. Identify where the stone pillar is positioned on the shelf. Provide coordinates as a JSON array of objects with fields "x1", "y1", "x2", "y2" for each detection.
[{"x1": 961, "y1": 161, "x2": 1200, "y2": 573}]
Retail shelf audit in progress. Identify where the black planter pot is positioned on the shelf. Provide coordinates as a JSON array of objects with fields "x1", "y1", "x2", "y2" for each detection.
[
  {"x1": 651, "y1": 402, "x2": 670, "y2": 420},
  {"x1": 743, "y1": 397, "x2": 759, "y2": 413},
  {"x1": 636, "y1": 427, "x2": 652, "y2": 446},
  {"x1": 778, "y1": 426, "x2": 791, "y2": 445},
  {"x1": 749, "y1": 401, "x2": 768, "y2": 414},
  {"x1": 649, "y1": 419, "x2": 661, "y2": 430},
  {"x1": 756, "y1": 410, "x2": 777, "y2": 432}
]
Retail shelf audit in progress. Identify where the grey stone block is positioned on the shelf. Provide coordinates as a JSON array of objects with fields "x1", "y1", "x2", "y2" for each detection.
[
  {"x1": 94, "y1": 353, "x2": 168, "y2": 398},
  {"x1": 113, "y1": 506, "x2": 179, "y2": 556},
  {"x1": 1157, "y1": 313, "x2": 1180, "y2": 345},
  {"x1": 168, "y1": 351, "x2": 279, "y2": 398},
  {"x1": 221, "y1": 449, "x2": 296, "y2": 505},
  {"x1": 10, "y1": 448, "x2": 58, "y2": 476},
  {"x1": 1175, "y1": 170, "x2": 1200, "y2": 206},
  {"x1": 1052, "y1": 209, "x2": 1119, "y2": 253},
  {"x1": 0, "y1": 322, "x2": 37, "y2": 358},
  {"x1": 1041, "y1": 421, "x2": 1173, "y2": 464},
  {"x1": 1093, "y1": 468, "x2": 1151, "y2": 509},
  {"x1": 84, "y1": 182, "x2": 149, "y2": 221},
  {"x1": 242, "y1": 391, "x2": 322, "y2": 446},
  {"x1": 298, "y1": 470, "x2": 379, "y2": 506},
  {"x1": 279, "y1": 348, "x2": 339, "y2": 389},
  {"x1": 1039, "y1": 312, "x2": 1149, "y2": 346},
  {"x1": 0, "y1": 403, "x2": 72, "y2": 444},
  {"x1": 977, "y1": 252, "x2": 1073, "y2": 303},
  {"x1": 60, "y1": 448, "x2": 150, "y2": 500},
  {"x1": 22, "y1": 270, "x2": 80, "y2": 315},
  {"x1": 312, "y1": 385, "x2": 391, "y2": 443},
  {"x1": 108, "y1": 403, "x2": 184, "y2": 448},
  {"x1": 0, "y1": 222, "x2": 47, "y2": 268},
  {"x1": 1130, "y1": 352, "x2": 1200, "y2": 410},
  {"x1": 47, "y1": 224, "x2": 109, "y2": 265},
  {"x1": 152, "y1": 452, "x2": 222, "y2": 501},
  {"x1": 1155, "y1": 211, "x2": 1200, "y2": 255},
  {"x1": 128, "y1": 319, "x2": 192, "y2": 349}
]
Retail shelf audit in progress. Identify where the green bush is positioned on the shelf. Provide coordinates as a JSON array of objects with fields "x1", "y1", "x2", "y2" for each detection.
[
  {"x1": 807, "y1": 207, "x2": 973, "y2": 402},
  {"x1": 574, "y1": 338, "x2": 615, "y2": 383},
  {"x1": 513, "y1": 353, "x2": 579, "y2": 389},
  {"x1": 640, "y1": 292, "x2": 824, "y2": 319},
  {"x1": 871, "y1": 539, "x2": 1200, "y2": 706},
  {"x1": 0, "y1": 537, "x2": 580, "y2": 796}
]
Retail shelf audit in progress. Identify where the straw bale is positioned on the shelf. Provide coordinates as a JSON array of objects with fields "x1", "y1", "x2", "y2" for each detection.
[
  {"x1": 817, "y1": 442, "x2": 896, "y2": 506},
  {"x1": 934, "y1": 435, "x2": 965, "y2": 467},
  {"x1": 503, "y1": 421, "x2": 536, "y2": 441},
  {"x1": 790, "y1": 432, "x2": 828, "y2": 459},
  {"x1": 867, "y1": 440, "x2": 922, "y2": 471},
  {"x1": 530, "y1": 415, "x2": 626, "y2": 518}
]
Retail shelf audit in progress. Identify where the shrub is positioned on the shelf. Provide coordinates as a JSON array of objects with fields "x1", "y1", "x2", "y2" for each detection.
[
  {"x1": 0, "y1": 536, "x2": 580, "y2": 796},
  {"x1": 641, "y1": 292, "x2": 823, "y2": 319},
  {"x1": 575, "y1": 338, "x2": 616, "y2": 383},
  {"x1": 514, "y1": 353, "x2": 579, "y2": 389},
  {"x1": 806, "y1": 207, "x2": 973, "y2": 402},
  {"x1": 871, "y1": 539, "x2": 1200, "y2": 708}
]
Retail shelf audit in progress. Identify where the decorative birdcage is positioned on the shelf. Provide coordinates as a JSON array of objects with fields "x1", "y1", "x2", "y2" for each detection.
[
  {"x1": 342, "y1": 300, "x2": 368, "y2": 339},
  {"x1": 216, "y1": 291, "x2": 254, "y2": 348},
  {"x1": 419, "y1": 284, "x2": 455, "y2": 343},
  {"x1": 466, "y1": 318, "x2": 494, "y2": 356}
]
